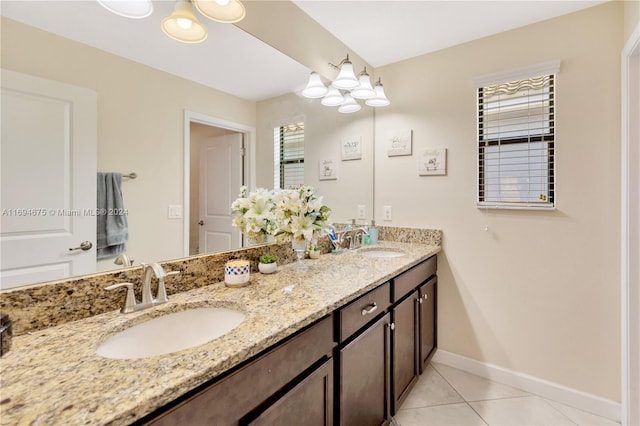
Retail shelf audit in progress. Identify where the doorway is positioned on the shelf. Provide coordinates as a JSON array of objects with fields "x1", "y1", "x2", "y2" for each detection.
[{"x1": 183, "y1": 111, "x2": 256, "y2": 257}]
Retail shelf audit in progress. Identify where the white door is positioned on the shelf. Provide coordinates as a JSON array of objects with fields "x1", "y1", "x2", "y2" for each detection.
[
  {"x1": 198, "y1": 133, "x2": 243, "y2": 253},
  {"x1": 1, "y1": 70, "x2": 97, "y2": 289}
]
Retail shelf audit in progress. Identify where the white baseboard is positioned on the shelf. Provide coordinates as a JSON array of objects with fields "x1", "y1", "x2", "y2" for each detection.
[{"x1": 432, "y1": 349, "x2": 621, "y2": 422}]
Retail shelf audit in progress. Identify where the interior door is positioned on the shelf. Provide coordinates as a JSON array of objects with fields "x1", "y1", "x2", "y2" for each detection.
[
  {"x1": 1, "y1": 70, "x2": 97, "y2": 289},
  {"x1": 198, "y1": 133, "x2": 243, "y2": 253}
]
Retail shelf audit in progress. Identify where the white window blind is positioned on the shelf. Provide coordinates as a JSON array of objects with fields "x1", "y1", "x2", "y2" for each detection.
[
  {"x1": 274, "y1": 122, "x2": 304, "y2": 189},
  {"x1": 478, "y1": 74, "x2": 555, "y2": 209}
]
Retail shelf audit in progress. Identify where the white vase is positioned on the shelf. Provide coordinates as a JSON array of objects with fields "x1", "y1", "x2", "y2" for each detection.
[{"x1": 258, "y1": 262, "x2": 277, "y2": 274}]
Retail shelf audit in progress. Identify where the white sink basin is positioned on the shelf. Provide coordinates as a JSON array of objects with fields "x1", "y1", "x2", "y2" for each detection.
[
  {"x1": 358, "y1": 248, "x2": 406, "y2": 258},
  {"x1": 96, "y1": 307, "x2": 245, "y2": 359}
]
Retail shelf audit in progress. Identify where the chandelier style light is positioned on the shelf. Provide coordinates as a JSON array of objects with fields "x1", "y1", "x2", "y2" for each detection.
[
  {"x1": 97, "y1": 0, "x2": 246, "y2": 44},
  {"x1": 302, "y1": 54, "x2": 390, "y2": 113}
]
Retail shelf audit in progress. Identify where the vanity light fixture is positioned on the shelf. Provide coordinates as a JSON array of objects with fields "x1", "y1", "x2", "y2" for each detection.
[
  {"x1": 97, "y1": 0, "x2": 153, "y2": 19},
  {"x1": 97, "y1": 0, "x2": 246, "y2": 44},
  {"x1": 338, "y1": 93, "x2": 362, "y2": 114},
  {"x1": 365, "y1": 78, "x2": 391, "y2": 107},
  {"x1": 161, "y1": 0, "x2": 208, "y2": 44},
  {"x1": 194, "y1": 0, "x2": 246, "y2": 23},
  {"x1": 302, "y1": 54, "x2": 390, "y2": 113},
  {"x1": 301, "y1": 72, "x2": 329, "y2": 99}
]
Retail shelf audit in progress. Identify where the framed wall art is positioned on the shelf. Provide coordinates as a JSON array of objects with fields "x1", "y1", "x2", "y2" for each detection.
[
  {"x1": 341, "y1": 136, "x2": 362, "y2": 161},
  {"x1": 387, "y1": 129, "x2": 413, "y2": 157},
  {"x1": 318, "y1": 157, "x2": 338, "y2": 180},
  {"x1": 418, "y1": 148, "x2": 447, "y2": 175}
]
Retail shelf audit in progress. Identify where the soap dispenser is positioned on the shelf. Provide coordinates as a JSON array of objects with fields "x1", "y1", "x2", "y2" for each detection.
[{"x1": 369, "y1": 220, "x2": 378, "y2": 245}]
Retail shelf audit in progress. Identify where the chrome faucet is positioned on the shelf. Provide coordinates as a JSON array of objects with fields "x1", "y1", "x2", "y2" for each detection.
[
  {"x1": 105, "y1": 263, "x2": 180, "y2": 313},
  {"x1": 333, "y1": 227, "x2": 370, "y2": 250}
]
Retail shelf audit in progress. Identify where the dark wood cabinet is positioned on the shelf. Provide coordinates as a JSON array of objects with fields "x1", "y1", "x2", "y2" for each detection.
[
  {"x1": 391, "y1": 291, "x2": 419, "y2": 414},
  {"x1": 248, "y1": 358, "x2": 334, "y2": 426},
  {"x1": 419, "y1": 276, "x2": 437, "y2": 373},
  {"x1": 338, "y1": 313, "x2": 391, "y2": 426}
]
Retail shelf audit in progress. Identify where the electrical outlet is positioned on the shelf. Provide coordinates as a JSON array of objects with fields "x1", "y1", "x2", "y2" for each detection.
[
  {"x1": 357, "y1": 205, "x2": 366, "y2": 220},
  {"x1": 383, "y1": 205, "x2": 393, "y2": 221},
  {"x1": 168, "y1": 205, "x2": 182, "y2": 219}
]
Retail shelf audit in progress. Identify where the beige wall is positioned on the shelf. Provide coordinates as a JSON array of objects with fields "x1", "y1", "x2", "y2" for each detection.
[
  {"x1": 375, "y1": 2, "x2": 623, "y2": 401},
  {"x1": 1, "y1": 18, "x2": 256, "y2": 270}
]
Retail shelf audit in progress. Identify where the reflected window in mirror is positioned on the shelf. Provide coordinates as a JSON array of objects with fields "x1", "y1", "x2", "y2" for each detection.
[{"x1": 274, "y1": 122, "x2": 305, "y2": 189}]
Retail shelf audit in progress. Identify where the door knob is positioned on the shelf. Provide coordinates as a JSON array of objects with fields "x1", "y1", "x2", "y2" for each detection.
[
  {"x1": 69, "y1": 241, "x2": 93, "y2": 251},
  {"x1": 198, "y1": 220, "x2": 204, "y2": 226}
]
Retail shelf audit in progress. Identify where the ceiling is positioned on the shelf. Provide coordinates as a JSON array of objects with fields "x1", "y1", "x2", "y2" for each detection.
[{"x1": 1, "y1": 0, "x2": 606, "y2": 101}]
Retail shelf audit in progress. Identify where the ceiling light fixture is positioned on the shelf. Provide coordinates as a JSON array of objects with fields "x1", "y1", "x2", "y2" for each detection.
[
  {"x1": 302, "y1": 54, "x2": 390, "y2": 114},
  {"x1": 97, "y1": 0, "x2": 153, "y2": 19},
  {"x1": 161, "y1": 0, "x2": 208, "y2": 44},
  {"x1": 97, "y1": 0, "x2": 246, "y2": 44},
  {"x1": 194, "y1": 0, "x2": 246, "y2": 23}
]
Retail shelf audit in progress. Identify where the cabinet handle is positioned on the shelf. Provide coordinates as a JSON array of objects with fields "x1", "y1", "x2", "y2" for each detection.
[
  {"x1": 388, "y1": 322, "x2": 395, "y2": 331},
  {"x1": 361, "y1": 302, "x2": 378, "y2": 316},
  {"x1": 418, "y1": 297, "x2": 423, "y2": 304},
  {"x1": 423, "y1": 294, "x2": 429, "y2": 300}
]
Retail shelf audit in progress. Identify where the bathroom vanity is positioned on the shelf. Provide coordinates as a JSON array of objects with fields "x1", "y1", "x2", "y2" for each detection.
[
  {"x1": 0, "y1": 241, "x2": 439, "y2": 425},
  {"x1": 141, "y1": 251, "x2": 437, "y2": 425}
]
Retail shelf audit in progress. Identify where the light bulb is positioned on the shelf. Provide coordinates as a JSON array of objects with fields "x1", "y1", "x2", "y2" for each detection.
[{"x1": 176, "y1": 18, "x2": 193, "y2": 29}]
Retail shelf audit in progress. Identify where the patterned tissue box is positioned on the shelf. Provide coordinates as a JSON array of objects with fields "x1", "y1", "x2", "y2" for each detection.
[{"x1": 224, "y1": 260, "x2": 250, "y2": 287}]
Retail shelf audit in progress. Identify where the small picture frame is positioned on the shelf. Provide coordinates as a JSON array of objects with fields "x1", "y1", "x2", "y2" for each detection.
[
  {"x1": 418, "y1": 148, "x2": 447, "y2": 176},
  {"x1": 318, "y1": 157, "x2": 338, "y2": 180},
  {"x1": 387, "y1": 129, "x2": 413, "y2": 157},
  {"x1": 341, "y1": 136, "x2": 362, "y2": 161}
]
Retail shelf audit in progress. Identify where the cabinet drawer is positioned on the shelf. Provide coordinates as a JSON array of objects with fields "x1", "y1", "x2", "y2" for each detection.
[
  {"x1": 147, "y1": 315, "x2": 334, "y2": 426},
  {"x1": 392, "y1": 255, "x2": 436, "y2": 302},
  {"x1": 338, "y1": 282, "x2": 390, "y2": 342}
]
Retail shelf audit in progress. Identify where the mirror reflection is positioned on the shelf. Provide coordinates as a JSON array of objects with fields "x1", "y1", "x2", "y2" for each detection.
[{"x1": 0, "y1": 2, "x2": 374, "y2": 289}]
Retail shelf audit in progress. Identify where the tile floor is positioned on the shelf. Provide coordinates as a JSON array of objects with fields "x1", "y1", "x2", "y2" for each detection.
[{"x1": 393, "y1": 362, "x2": 620, "y2": 426}]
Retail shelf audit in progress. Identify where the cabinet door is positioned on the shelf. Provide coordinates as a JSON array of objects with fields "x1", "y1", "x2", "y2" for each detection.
[
  {"x1": 392, "y1": 291, "x2": 419, "y2": 414},
  {"x1": 419, "y1": 276, "x2": 437, "y2": 373},
  {"x1": 248, "y1": 358, "x2": 333, "y2": 426},
  {"x1": 339, "y1": 313, "x2": 391, "y2": 426}
]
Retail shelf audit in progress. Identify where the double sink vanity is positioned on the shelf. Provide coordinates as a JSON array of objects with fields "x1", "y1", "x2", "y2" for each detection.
[{"x1": 0, "y1": 234, "x2": 440, "y2": 425}]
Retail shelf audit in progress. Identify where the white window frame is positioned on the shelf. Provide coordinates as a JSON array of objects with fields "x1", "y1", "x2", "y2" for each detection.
[
  {"x1": 475, "y1": 60, "x2": 561, "y2": 210},
  {"x1": 273, "y1": 121, "x2": 305, "y2": 190}
]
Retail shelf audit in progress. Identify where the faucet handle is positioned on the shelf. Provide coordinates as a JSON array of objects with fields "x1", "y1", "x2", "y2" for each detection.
[
  {"x1": 105, "y1": 283, "x2": 137, "y2": 314},
  {"x1": 155, "y1": 270, "x2": 181, "y2": 303}
]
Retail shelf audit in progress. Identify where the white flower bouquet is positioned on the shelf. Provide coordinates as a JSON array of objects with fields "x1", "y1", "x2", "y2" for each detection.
[
  {"x1": 230, "y1": 186, "x2": 278, "y2": 243},
  {"x1": 274, "y1": 185, "x2": 332, "y2": 242},
  {"x1": 231, "y1": 185, "x2": 332, "y2": 244}
]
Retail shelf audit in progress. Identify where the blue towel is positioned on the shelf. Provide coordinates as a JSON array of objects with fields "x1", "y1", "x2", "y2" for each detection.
[{"x1": 96, "y1": 172, "x2": 128, "y2": 259}]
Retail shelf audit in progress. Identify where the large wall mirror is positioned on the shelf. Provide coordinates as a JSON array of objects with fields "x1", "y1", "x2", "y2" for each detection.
[{"x1": 0, "y1": 1, "x2": 374, "y2": 289}]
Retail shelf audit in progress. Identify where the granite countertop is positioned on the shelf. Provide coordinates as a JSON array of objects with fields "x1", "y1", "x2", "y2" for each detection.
[{"x1": 0, "y1": 242, "x2": 439, "y2": 425}]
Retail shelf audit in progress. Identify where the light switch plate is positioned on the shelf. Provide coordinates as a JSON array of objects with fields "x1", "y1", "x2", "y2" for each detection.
[
  {"x1": 383, "y1": 205, "x2": 393, "y2": 221},
  {"x1": 357, "y1": 205, "x2": 366, "y2": 220},
  {"x1": 168, "y1": 205, "x2": 182, "y2": 219}
]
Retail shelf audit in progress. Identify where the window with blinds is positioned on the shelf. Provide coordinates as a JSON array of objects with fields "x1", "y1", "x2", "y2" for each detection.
[
  {"x1": 274, "y1": 122, "x2": 304, "y2": 189},
  {"x1": 478, "y1": 74, "x2": 555, "y2": 209}
]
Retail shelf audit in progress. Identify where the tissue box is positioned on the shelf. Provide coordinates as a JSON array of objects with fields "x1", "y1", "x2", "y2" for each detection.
[{"x1": 225, "y1": 260, "x2": 250, "y2": 287}]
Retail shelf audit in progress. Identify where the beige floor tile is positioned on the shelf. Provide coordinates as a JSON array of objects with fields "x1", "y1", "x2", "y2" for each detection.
[
  {"x1": 400, "y1": 365, "x2": 465, "y2": 409},
  {"x1": 469, "y1": 395, "x2": 576, "y2": 425},
  {"x1": 545, "y1": 399, "x2": 620, "y2": 425},
  {"x1": 395, "y1": 403, "x2": 488, "y2": 426},
  {"x1": 432, "y1": 363, "x2": 530, "y2": 402}
]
